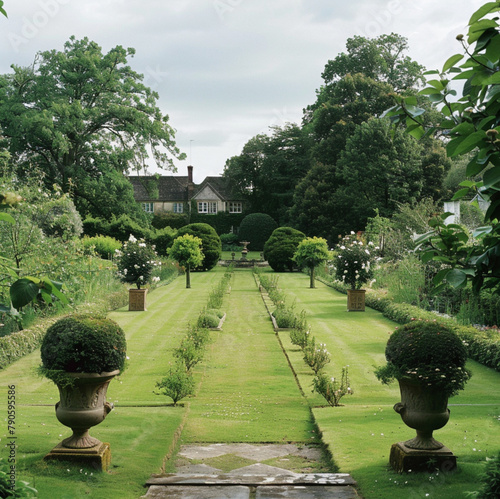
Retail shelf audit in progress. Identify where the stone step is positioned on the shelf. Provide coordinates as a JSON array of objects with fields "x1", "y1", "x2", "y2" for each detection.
[{"x1": 143, "y1": 473, "x2": 359, "y2": 498}]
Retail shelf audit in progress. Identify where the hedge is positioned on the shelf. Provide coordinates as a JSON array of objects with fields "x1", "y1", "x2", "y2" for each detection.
[{"x1": 318, "y1": 277, "x2": 500, "y2": 373}]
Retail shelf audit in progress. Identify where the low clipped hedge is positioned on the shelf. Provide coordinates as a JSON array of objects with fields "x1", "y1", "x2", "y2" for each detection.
[
  {"x1": 319, "y1": 277, "x2": 500, "y2": 372},
  {"x1": 0, "y1": 318, "x2": 58, "y2": 370}
]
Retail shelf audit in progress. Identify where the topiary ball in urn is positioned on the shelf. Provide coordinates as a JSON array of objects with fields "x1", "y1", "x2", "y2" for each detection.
[
  {"x1": 376, "y1": 319, "x2": 471, "y2": 454},
  {"x1": 40, "y1": 315, "x2": 126, "y2": 450}
]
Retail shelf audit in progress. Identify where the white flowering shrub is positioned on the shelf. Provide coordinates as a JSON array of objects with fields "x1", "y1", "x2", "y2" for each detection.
[
  {"x1": 303, "y1": 337, "x2": 331, "y2": 374},
  {"x1": 334, "y1": 232, "x2": 377, "y2": 289},
  {"x1": 115, "y1": 235, "x2": 159, "y2": 289},
  {"x1": 313, "y1": 367, "x2": 353, "y2": 407}
]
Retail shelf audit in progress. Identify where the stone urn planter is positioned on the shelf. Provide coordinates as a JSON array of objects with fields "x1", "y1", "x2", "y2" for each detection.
[
  {"x1": 394, "y1": 379, "x2": 450, "y2": 450},
  {"x1": 129, "y1": 288, "x2": 148, "y2": 311},
  {"x1": 55, "y1": 371, "x2": 119, "y2": 449},
  {"x1": 347, "y1": 289, "x2": 366, "y2": 311},
  {"x1": 375, "y1": 319, "x2": 471, "y2": 472},
  {"x1": 40, "y1": 315, "x2": 127, "y2": 470}
]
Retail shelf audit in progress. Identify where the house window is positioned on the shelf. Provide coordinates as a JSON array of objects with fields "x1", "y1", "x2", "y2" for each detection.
[
  {"x1": 142, "y1": 202, "x2": 154, "y2": 213},
  {"x1": 198, "y1": 202, "x2": 217, "y2": 214},
  {"x1": 229, "y1": 202, "x2": 242, "y2": 213},
  {"x1": 173, "y1": 203, "x2": 184, "y2": 213}
]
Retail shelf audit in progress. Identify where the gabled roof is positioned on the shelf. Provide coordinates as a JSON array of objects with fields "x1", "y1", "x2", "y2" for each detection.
[
  {"x1": 128, "y1": 175, "x2": 189, "y2": 202},
  {"x1": 193, "y1": 176, "x2": 242, "y2": 201}
]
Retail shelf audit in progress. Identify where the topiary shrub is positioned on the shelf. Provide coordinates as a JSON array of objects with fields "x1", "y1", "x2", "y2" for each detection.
[
  {"x1": 146, "y1": 226, "x2": 177, "y2": 257},
  {"x1": 264, "y1": 227, "x2": 305, "y2": 271},
  {"x1": 375, "y1": 319, "x2": 471, "y2": 397},
  {"x1": 238, "y1": 213, "x2": 278, "y2": 251},
  {"x1": 40, "y1": 315, "x2": 127, "y2": 377},
  {"x1": 176, "y1": 223, "x2": 222, "y2": 271}
]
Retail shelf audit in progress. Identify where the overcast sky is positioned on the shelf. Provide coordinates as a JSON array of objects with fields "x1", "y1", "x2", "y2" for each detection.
[{"x1": 0, "y1": 0, "x2": 485, "y2": 182}]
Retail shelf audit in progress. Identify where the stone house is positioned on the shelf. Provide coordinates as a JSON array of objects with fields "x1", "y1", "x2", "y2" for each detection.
[{"x1": 128, "y1": 166, "x2": 244, "y2": 216}]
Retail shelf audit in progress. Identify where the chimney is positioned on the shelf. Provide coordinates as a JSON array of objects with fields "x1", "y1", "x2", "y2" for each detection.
[{"x1": 187, "y1": 165, "x2": 193, "y2": 184}]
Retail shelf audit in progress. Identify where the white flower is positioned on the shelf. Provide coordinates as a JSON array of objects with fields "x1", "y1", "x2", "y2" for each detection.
[
  {"x1": 128, "y1": 234, "x2": 137, "y2": 243},
  {"x1": 138, "y1": 243, "x2": 146, "y2": 248}
]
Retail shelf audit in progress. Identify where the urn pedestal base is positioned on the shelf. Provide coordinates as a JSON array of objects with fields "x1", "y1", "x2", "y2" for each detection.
[
  {"x1": 44, "y1": 441, "x2": 111, "y2": 471},
  {"x1": 390, "y1": 442, "x2": 456, "y2": 473}
]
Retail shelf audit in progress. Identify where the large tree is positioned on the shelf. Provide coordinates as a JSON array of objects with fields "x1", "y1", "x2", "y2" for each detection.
[
  {"x1": 0, "y1": 37, "x2": 185, "y2": 219},
  {"x1": 223, "y1": 123, "x2": 312, "y2": 223}
]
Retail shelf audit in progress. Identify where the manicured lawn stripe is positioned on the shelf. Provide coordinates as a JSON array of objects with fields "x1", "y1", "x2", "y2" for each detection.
[
  {"x1": 271, "y1": 270, "x2": 500, "y2": 499},
  {"x1": 182, "y1": 268, "x2": 317, "y2": 444}
]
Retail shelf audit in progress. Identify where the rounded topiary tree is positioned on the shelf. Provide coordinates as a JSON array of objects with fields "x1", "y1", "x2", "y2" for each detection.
[
  {"x1": 176, "y1": 223, "x2": 221, "y2": 271},
  {"x1": 264, "y1": 227, "x2": 306, "y2": 271},
  {"x1": 41, "y1": 315, "x2": 127, "y2": 376},
  {"x1": 238, "y1": 213, "x2": 278, "y2": 251}
]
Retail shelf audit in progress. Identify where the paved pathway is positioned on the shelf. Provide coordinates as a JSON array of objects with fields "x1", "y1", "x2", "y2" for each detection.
[
  {"x1": 142, "y1": 443, "x2": 359, "y2": 498},
  {"x1": 141, "y1": 270, "x2": 359, "y2": 498}
]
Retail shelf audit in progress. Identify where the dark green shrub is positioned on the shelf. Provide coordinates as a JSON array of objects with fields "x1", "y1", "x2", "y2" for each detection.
[
  {"x1": 376, "y1": 320, "x2": 471, "y2": 397},
  {"x1": 146, "y1": 226, "x2": 177, "y2": 257},
  {"x1": 155, "y1": 364, "x2": 195, "y2": 406},
  {"x1": 176, "y1": 223, "x2": 222, "y2": 271},
  {"x1": 81, "y1": 235, "x2": 121, "y2": 259},
  {"x1": 152, "y1": 211, "x2": 188, "y2": 230},
  {"x1": 476, "y1": 451, "x2": 500, "y2": 498},
  {"x1": 272, "y1": 305, "x2": 297, "y2": 328},
  {"x1": 238, "y1": 213, "x2": 278, "y2": 251},
  {"x1": 264, "y1": 227, "x2": 305, "y2": 271},
  {"x1": 83, "y1": 214, "x2": 150, "y2": 242},
  {"x1": 40, "y1": 315, "x2": 127, "y2": 374},
  {"x1": 220, "y1": 232, "x2": 241, "y2": 251}
]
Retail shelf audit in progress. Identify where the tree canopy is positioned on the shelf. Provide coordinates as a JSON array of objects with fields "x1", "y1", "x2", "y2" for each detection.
[
  {"x1": 168, "y1": 234, "x2": 203, "y2": 289},
  {"x1": 293, "y1": 236, "x2": 330, "y2": 288},
  {"x1": 385, "y1": 1, "x2": 500, "y2": 293},
  {"x1": 0, "y1": 36, "x2": 185, "y2": 219}
]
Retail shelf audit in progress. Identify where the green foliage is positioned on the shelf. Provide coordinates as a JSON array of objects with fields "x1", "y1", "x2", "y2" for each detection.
[
  {"x1": 294, "y1": 236, "x2": 330, "y2": 288},
  {"x1": 35, "y1": 193, "x2": 83, "y2": 241},
  {"x1": 222, "y1": 124, "x2": 312, "y2": 223},
  {"x1": 384, "y1": 3, "x2": 500, "y2": 294},
  {"x1": 237, "y1": 213, "x2": 278, "y2": 251},
  {"x1": 290, "y1": 325, "x2": 310, "y2": 349},
  {"x1": 81, "y1": 235, "x2": 121, "y2": 259},
  {"x1": 312, "y1": 367, "x2": 352, "y2": 407},
  {"x1": 334, "y1": 233, "x2": 376, "y2": 289},
  {"x1": 173, "y1": 336, "x2": 204, "y2": 372},
  {"x1": 146, "y1": 226, "x2": 177, "y2": 257},
  {"x1": 155, "y1": 364, "x2": 195, "y2": 406},
  {"x1": 272, "y1": 304, "x2": 298, "y2": 329},
  {"x1": 82, "y1": 214, "x2": 150, "y2": 242},
  {"x1": 376, "y1": 319, "x2": 471, "y2": 397},
  {"x1": 476, "y1": 451, "x2": 500, "y2": 498},
  {"x1": 40, "y1": 314, "x2": 127, "y2": 375},
  {"x1": 0, "y1": 36, "x2": 185, "y2": 213},
  {"x1": 151, "y1": 211, "x2": 188, "y2": 230},
  {"x1": 197, "y1": 309, "x2": 222, "y2": 329},
  {"x1": 115, "y1": 235, "x2": 159, "y2": 289},
  {"x1": 168, "y1": 233, "x2": 203, "y2": 288},
  {"x1": 303, "y1": 337, "x2": 331, "y2": 374},
  {"x1": 0, "y1": 458, "x2": 37, "y2": 498},
  {"x1": 176, "y1": 223, "x2": 221, "y2": 271},
  {"x1": 264, "y1": 226, "x2": 306, "y2": 272},
  {"x1": 220, "y1": 232, "x2": 241, "y2": 251}
]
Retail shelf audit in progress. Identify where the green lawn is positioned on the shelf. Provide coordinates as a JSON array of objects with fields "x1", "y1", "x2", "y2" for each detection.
[{"x1": 1, "y1": 267, "x2": 499, "y2": 498}]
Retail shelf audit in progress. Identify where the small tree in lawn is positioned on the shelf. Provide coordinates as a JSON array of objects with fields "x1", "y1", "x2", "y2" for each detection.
[
  {"x1": 293, "y1": 237, "x2": 330, "y2": 288},
  {"x1": 168, "y1": 234, "x2": 203, "y2": 288}
]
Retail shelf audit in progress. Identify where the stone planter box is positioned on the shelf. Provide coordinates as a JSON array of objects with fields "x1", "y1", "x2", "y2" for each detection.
[
  {"x1": 347, "y1": 289, "x2": 365, "y2": 312},
  {"x1": 129, "y1": 288, "x2": 147, "y2": 311}
]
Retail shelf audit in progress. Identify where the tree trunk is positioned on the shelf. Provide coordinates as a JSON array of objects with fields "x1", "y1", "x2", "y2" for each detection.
[
  {"x1": 310, "y1": 266, "x2": 315, "y2": 288},
  {"x1": 186, "y1": 265, "x2": 191, "y2": 289}
]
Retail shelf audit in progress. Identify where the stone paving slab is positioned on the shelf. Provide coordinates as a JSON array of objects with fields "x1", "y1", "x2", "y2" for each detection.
[
  {"x1": 256, "y1": 485, "x2": 359, "y2": 498},
  {"x1": 144, "y1": 485, "x2": 250, "y2": 498},
  {"x1": 178, "y1": 443, "x2": 302, "y2": 461},
  {"x1": 146, "y1": 473, "x2": 357, "y2": 486}
]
